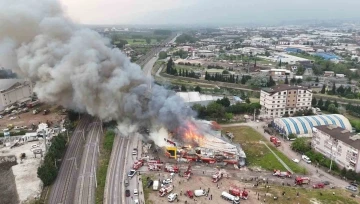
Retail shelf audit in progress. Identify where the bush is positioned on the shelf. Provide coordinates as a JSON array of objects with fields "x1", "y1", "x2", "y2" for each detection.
[
  {"x1": 291, "y1": 138, "x2": 311, "y2": 153},
  {"x1": 37, "y1": 134, "x2": 67, "y2": 186}
]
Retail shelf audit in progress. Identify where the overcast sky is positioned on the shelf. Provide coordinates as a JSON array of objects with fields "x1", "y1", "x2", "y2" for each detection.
[{"x1": 60, "y1": 0, "x2": 360, "y2": 25}]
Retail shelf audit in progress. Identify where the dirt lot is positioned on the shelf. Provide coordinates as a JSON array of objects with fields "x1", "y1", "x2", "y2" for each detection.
[
  {"x1": 0, "y1": 104, "x2": 65, "y2": 131},
  {"x1": 144, "y1": 172, "x2": 360, "y2": 204}
]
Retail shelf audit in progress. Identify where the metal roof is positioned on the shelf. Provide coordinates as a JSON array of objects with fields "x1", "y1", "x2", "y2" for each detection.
[
  {"x1": 273, "y1": 114, "x2": 351, "y2": 136},
  {"x1": 176, "y1": 92, "x2": 223, "y2": 103}
]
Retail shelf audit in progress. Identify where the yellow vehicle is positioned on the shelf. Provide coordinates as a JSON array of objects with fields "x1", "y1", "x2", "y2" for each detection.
[{"x1": 7, "y1": 124, "x2": 14, "y2": 129}]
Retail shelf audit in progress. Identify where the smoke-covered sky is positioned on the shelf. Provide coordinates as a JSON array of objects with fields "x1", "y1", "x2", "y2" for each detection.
[
  {"x1": 60, "y1": 0, "x2": 360, "y2": 25},
  {"x1": 0, "y1": 0, "x2": 195, "y2": 132}
]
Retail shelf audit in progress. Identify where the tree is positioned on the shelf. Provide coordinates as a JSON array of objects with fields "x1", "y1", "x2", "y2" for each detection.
[
  {"x1": 241, "y1": 75, "x2": 246, "y2": 84},
  {"x1": 265, "y1": 50, "x2": 270, "y2": 57},
  {"x1": 181, "y1": 85, "x2": 187, "y2": 92},
  {"x1": 158, "y1": 51, "x2": 167, "y2": 59},
  {"x1": 278, "y1": 59, "x2": 282, "y2": 67},
  {"x1": 334, "y1": 100, "x2": 339, "y2": 108},
  {"x1": 320, "y1": 84, "x2": 326, "y2": 94},
  {"x1": 145, "y1": 38, "x2": 151, "y2": 44},
  {"x1": 225, "y1": 112, "x2": 233, "y2": 121},
  {"x1": 324, "y1": 99, "x2": 331, "y2": 110},
  {"x1": 166, "y1": 58, "x2": 174, "y2": 74},
  {"x1": 284, "y1": 76, "x2": 289, "y2": 84},
  {"x1": 216, "y1": 97, "x2": 231, "y2": 107},
  {"x1": 296, "y1": 78, "x2": 302, "y2": 84},
  {"x1": 194, "y1": 86, "x2": 202, "y2": 93},
  {"x1": 328, "y1": 103, "x2": 338, "y2": 113},
  {"x1": 312, "y1": 98, "x2": 317, "y2": 106},
  {"x1": 267, "y1": 76, "x2": 276, "y2": 87},
  {"x1": 222, "y1": 70, "x2": 230, "y2": 74},
  {"x1": 283, "y1": 112, "x2": 290, "y2": 117},
  {"x1": 318, "y1": 98, "x2": 324, "y2": 108},
  {"x1": 315, "y1": 77, "x2": 319, "y2": 83},
  {"x1": 331, "y1": 82, "x2": 336, "y2": 95},
  {"x1": 291, "y1": 138, "x2": 312, "y2": 152},
  {"x1": 288, "y1": 133, "x2": 298, "y2": 139},
  {"x1": 290, "y1": 77, "x2": 296, "y2": 84},
  {"x1": 245, "y1": 98, "x2": 251, "y2": 104}
]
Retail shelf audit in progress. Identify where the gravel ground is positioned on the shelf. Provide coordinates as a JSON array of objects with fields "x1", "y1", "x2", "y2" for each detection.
[{"x1": 147, "y1": 173, "x2": 259, "y2": 204}]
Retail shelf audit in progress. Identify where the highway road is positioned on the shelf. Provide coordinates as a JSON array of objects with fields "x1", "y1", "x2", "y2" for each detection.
[
  {"x1": 74, "y1": 119, "x2": 103, "y2": 204},
  {"x1": 48, "y1": 115, "x2": 92, "y2": 204},
  {"x1": 104, "y1": 33, "x2": 179, "y2": 204}
]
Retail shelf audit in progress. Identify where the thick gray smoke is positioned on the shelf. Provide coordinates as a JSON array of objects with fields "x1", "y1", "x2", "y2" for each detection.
[{"x1": 0, "y1": 0, "x2": 195, "y2": 131}]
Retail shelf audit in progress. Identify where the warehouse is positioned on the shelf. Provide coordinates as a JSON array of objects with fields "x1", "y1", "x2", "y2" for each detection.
[
  {"x1": 272, "y1": 114, "x2": 352, "y2": 138},
  {"x1": 176, "y1": 92, "x2": 223, "y2": 106}
]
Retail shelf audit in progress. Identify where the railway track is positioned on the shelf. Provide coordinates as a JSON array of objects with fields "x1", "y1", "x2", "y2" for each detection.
[
  {"x1": 104, "y1": 135, "x2": 130, "y2": 204},
  {"x1": 74, "y1": 119, "x2": 102, "y2": 204},
  {"x1": 48, "y1": 115, "x2": 92, "y2": 204}
]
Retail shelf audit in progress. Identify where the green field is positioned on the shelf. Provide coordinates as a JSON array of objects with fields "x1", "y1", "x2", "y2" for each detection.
[
  {"x1": 141, "y1": 175, "x2": 154, "y2": 204},
  {"x1": 223, "y1": 126, "x2": 305, "y2": 173},
  {"x1": 257, "y1": 185, "x2": 359, "y2": 204}
]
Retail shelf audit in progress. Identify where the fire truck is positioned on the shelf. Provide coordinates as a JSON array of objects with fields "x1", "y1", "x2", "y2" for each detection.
[
  {"x1": 183, "y1": 164, "x2": 192, "y2": 180},
  {"x1": 273, "y1": 169, "x2": 292, "y2": 178},
  {"x1": 159, "y1": 185, "x2": 173, "y2": 197},
  {"x1": 212, "y1": 169, "x2": 227, "y2": 183},
  {"x1": 229, "y1": 186, "x2": 249, "y2": 200},
  {"x1": 148, "y1": 163, "x2": 162, "y2": 171},
  {"x1": 164, "y1": 165, "x2": 179, "y2": 173},
  {"x1": 270, "y1": 136, "x2": 281, "y2": 147},
  {"x1": 132, "y1": 160, "x2": 143, "y2": 170},
  {"x1": 295, "y1": 177, "x2": 310, "y2": 185}
]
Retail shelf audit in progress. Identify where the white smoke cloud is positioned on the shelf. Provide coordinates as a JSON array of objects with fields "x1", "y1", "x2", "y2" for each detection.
[{"x1": 0, "y1": 0, "x2": 195, "y2": 132}]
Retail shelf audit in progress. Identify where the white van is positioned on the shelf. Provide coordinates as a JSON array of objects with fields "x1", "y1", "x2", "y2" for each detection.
[
  {"x1": 153, "y1": 180, "x2": 159, "y2": 191},
  {"x1": 194, "y1": 189, "x2": 206, "y2": 197},
  {"x1": 167, "y1": 193, "x2": 178, "y2": 202},
  {"x1": 302, "y1": 155, "x2": 311, "y2": 163}
]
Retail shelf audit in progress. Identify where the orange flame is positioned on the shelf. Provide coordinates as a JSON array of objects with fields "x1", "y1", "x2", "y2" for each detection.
[{"x1": 180, "y1": 122, "x2": 205, "y2": 146}]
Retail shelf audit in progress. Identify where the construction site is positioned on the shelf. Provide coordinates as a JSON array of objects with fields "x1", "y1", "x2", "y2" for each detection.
[{"x1": 0, "y1": 101, "x2": 66, "y2": 204}]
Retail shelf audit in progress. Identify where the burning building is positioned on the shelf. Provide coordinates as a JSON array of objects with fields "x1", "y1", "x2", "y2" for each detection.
[{"x1": 163, "y1": 120, "x2": 246, "y2": 167}]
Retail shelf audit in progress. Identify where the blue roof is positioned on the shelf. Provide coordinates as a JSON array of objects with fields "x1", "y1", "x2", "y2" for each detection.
[
  {"x1": 314, "y1": 52, "x2": 340, "y2": 60},
  {"x1": 273, "y1": 114, "x2": 352, "y2": 136},
  {"x1": 284, "y1": 48, "x2": 302, "y2": 53}
]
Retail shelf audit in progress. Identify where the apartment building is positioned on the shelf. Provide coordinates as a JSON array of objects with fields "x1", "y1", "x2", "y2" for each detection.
[
  {"x1": 312, "y1": 125, "x2": 360, "y2": 173},
  {"x1": 260, "y1": 84, "x2": 312, "y2": 118}
]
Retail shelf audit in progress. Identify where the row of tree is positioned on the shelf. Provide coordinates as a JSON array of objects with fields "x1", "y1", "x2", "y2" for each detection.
[
  {"x1": 178, "y1": 62, "x2": 201, "y2": 67},
  {"x1": 204, "y1": 72, "x2": 239, "y2": 83},
  {"x1": 192, "y1": 98, "x2": 261, "y2": 121},
  {"x1": 207, "y1": 65, "x2": 224, "y2": 69},
  {"x1": 37, "y1": 134, "x2": 67, "y2": 186},
  {"x1": 312, "y1": 98, "x2": 339, "y2": 113},
  {"x1": 320, "y1": 83, "x2": 359, "y2": 99}
]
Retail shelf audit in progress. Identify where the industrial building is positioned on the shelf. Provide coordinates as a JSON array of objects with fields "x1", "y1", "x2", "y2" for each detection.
[
  {"x1": 272, "y1": 114, "x2": 352, "y2": 137},
  {"x1": 260, "y1": 84, "x2": 312, "y2": 118},
  {"x1": 0, "y1": 79, "x2": 33, "y2": 111},
  {"x1": 176, "y1": 92, "x2": 223, "y2": 106},
  {"x1": 312, "y1": 125, "x2": 360, "y2": 173},
  {"x1": 164, "y1": 120, "x2": 246, "y2": 167}
]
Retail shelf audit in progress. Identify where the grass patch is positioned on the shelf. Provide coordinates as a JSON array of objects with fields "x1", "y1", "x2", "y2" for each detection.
[
  {"x1": 257, "y1": 185, "x2": 359, "y2": 204},
  {"x1": 125, "y1": 38, "x2": 157, "y2": 45},
  {"x1": 95, "y1": 130, "x2": 115, "y2": 204},
  {"x1": 250, "y1": 98, "x2": 260, "y2": 103},
  {"x1": 223, "y1": 126, "x2": 304, "y2": 173},
  {"x1": 141, "y1": 175, "x2": 154, "y2": 204}
]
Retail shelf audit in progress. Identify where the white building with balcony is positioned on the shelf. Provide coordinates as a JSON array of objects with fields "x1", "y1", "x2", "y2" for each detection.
[
  {"x1": 312, "y1": 125, "x2": 360, "y2": 172},
  {"x1": 260, "y1": 84, "x2": 312, "y2": 118}
]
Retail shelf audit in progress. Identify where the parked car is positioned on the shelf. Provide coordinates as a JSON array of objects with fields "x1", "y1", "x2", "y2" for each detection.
[
  {"x1": 313, "y1": 183, "x2": 325, "y2": 189},
  {"x1": 124, "y1": 179, "x2": 129, "y2": 187},
  {"x1": 125, "y1": 189, "x2": 130, "y2": 197},
  {"x1": 128, "y1": 169, "x2": 136, "y2": 178},
  {"x1": 134, "y1": 199, "x2": 139, "y2": 204},
  {"x1": 350, "y1": 182, "x2": 358, "y2": 187},
  {"x1": 322, "y1": 181, "x2": 330, "y2": 185},
  {"x1": 132, "y1": 150, "x2": 137, "y2": 155},
  {"x1": 302, "y1": 155, "x2": 311, "y2": 163},
  {"x1": 346, "y1": 185, "x2": 358, "y2": 192},
  {"x1": 292, "y1": 158, "x2": 299, "y2": 163},
  {"x1": 162, "y1": 178, "x2": 173, "y2": 184},
  {"x1": 134, "y1": 189, "x2": 138, "y2": 196}
]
